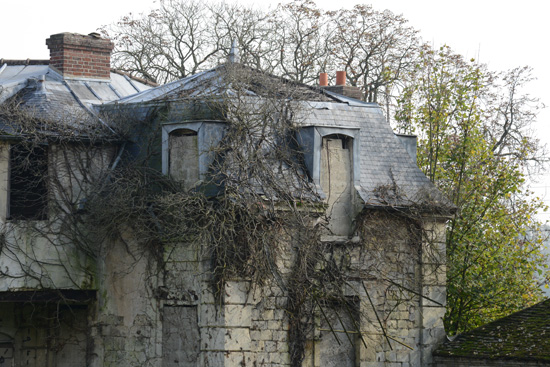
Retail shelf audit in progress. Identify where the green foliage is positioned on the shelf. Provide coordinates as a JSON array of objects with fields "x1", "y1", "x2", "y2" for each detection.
[{"x1": 396, "y1": 46, "x2": 548, "y2": 334}]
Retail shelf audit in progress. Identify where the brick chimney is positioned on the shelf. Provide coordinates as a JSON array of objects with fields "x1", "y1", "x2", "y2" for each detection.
[
  {"x1": 46, "y1": 32, "x2": 114, "y2": 80},
  {"x1": 321, "y1": 71, "x2": 363, "y2": 100}
]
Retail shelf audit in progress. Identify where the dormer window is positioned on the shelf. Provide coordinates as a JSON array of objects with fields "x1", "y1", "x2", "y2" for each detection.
[
  {"x1": 296, "y1": 127, "x2": 360, "y2": 235},
  {"x1": 162, "y1": 122, "x2": 225, "y2": 189}
]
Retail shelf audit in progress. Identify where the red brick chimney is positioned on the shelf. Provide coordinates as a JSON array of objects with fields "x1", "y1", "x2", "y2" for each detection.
[{"x1": 46, "y1": 32, "x2": 114, "y2": 80}]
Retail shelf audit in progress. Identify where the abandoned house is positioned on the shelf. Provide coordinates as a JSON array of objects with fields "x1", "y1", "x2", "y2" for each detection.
[{"x1": 0, "y1": 33, "x2": 454, "y2": 367}]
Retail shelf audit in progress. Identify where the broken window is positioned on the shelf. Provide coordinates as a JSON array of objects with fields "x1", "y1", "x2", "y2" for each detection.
[
  {"x1": 9, "y1": 144, "x2": 48, "y2": 220},
  {"x1": 162, "y1": 305, "x2": 199, "y2": 367},
  {"x1": 169, "y1": 129, "x2": 199, "y2": 189}
]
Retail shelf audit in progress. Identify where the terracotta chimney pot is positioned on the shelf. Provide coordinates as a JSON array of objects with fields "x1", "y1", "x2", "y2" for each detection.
[
  {"x1": 336, "y1": 71, "x2": 346, "y2": 86},
  {"x1": 319, "y1": 72, "x2": 328, "y2": 86}
]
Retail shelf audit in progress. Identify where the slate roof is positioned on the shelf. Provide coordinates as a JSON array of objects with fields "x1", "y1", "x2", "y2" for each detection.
[
  {"x1": 115, "y1": 63, "x2": 338, "y2": 104},
  {"x1": 434, "y1": 298, "x2": 550, "y2": 362},
  {"x1": 0, "y1": 61, "x2": 152, "y2": 138},
  {"x1": 104, "y1": 63, "x2": 453, "y2": 212}
]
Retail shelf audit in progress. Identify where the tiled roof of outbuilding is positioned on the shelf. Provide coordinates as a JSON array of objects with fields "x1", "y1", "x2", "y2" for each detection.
[{"x1": 434, "y1": 298, "x2": 550, "y2": 362}]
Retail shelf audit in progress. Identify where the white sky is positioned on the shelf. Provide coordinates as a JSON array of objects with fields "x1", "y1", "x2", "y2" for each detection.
[{"x1": 2, "y1": 0, "x2": 550, "y2": 219}]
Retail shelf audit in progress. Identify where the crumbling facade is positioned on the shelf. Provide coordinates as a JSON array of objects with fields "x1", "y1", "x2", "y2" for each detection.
[{"x1": 0, "y1": 33, "x2": 452, "y2": 367}]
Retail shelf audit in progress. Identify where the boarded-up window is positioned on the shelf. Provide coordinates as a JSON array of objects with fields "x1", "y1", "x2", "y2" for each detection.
[
  {"x1": 162, "y1": 306, "x2": 199, "y2": 367},
  {"x1": 318, "y1": 305, "x2": 357, "y2": 367},
  {"x1": 303, "y1": 303, "x2": 358, "y2": 367},
  {"x1": 9, "y1": 144, "x2": 48, "y2": 220},
  {"x1": 169, "y1": 129, "x2": 199, "y2": 189},
  {"x1": 320, "y1": 135, "x2": 353, "y2": 235}
]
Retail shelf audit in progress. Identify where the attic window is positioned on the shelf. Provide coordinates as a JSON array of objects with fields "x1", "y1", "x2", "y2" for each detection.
[
  {"x1": 321, "y1": 134, "x2": 353, "y2": 235},
  {"x1": 162, "y1": 122, "x2": 226, "y2": 191},
  {"x1": 169, "y1": 129, "x2": 199, "y2": 189},
  {"x1": 9, "y1": 144, "x2": 48, "y2": 220}
]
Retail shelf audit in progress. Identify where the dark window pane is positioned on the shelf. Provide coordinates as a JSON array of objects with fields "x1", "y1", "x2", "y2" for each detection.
[{"x1": 9, "y1": 144, "x2": 48, "y2": 220}]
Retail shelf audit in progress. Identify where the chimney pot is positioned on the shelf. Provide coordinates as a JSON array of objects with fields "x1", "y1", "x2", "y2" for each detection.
[
  {"x1": 319, "y1": 72, "x2": 328, "y2": 86},
  {"x1": 336, "y1": 71, "x2": 346, "y2": 86}
]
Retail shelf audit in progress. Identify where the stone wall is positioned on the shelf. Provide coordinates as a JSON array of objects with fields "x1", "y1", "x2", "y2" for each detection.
[{"x1": 155, "y1": 211, "x2": 447, "y2": 367}]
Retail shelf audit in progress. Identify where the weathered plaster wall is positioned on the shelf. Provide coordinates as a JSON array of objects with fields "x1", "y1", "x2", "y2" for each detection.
[{"x1": 90, "y1": 231, "x2": 161, "y2": 367}]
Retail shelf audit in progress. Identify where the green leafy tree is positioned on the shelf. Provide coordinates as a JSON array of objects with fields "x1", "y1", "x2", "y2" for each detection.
[{"x1": 396, "y1": 46, "x2": 548, "y2": 334}]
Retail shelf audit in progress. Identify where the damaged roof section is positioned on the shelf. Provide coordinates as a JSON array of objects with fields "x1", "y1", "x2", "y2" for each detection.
[{"x1": 0, "y1": 61, "x2": 151, "y2": 139}]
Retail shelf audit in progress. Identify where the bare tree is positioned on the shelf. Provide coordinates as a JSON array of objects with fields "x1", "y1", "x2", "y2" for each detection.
[
  {"x1": 103, "y1": 0, "x2": 224, "y2": 83},
  {"x1": 326, "y1": 4, "x2": 421, "y2": 113},
  {"x1": 266, "y1": 0, "x2": 331, "y2": 84}
]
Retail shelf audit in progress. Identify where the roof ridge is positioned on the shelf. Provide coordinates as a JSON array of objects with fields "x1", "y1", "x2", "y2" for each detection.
[
  {"x1": 0, "y1": 59, "x2": 50, "y2": 66},
  {"x1": 109, "y1": 69, "x2": 158, "y2": 87}
]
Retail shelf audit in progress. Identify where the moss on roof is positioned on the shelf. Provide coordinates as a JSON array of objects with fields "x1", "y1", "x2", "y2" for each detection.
[{"x1": 434, "y1": 298, "x2": 550, "y2": 362}]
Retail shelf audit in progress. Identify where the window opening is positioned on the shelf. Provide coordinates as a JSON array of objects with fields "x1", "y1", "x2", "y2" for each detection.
[
  {"x1": 304, "y1": 301, "x2": 359, "y2": 367},
  {"x1": 9, "y1": 144, "x2": 48, "y2": 220}
]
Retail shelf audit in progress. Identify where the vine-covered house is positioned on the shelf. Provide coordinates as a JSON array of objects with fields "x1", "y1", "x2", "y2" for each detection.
[{"x1": 0, "y1": 33, "x2": 453, "y2": 367}]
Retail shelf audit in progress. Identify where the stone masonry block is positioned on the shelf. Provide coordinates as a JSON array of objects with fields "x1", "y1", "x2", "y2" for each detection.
[
  {"x1": 422, "y1": 264, "x2": 446, "y2": 286},
  {"x1": 200, "y1": 304, "x2": 224, "y2": 326},
  {"x1": 225, "y1": 351, "x2": 254, "y2": 367},
  {"x1": 224, "y1": 281, "x2": 257, "y2": 304},
  {"x1": 164, "y1": 244, "x2": 199, "y2": 262},
  {"x1": 422, "y1": 286, "x2": 446, "y2": 307},
  {"x1": 201, "y1": 327, "x2": 226, "y2": 351},
  {"x1": 421, "y1": 307, "x2": 445, "y2": 330},
  {"x1": 225, "y1": 328, "x2": 252, "y2": 351},
  {"x1": 421, "y1": 326, "x2": 446, "y2": 346},
  {"x1": 224, "y1": 305, "x2": 252, "y2": 327}
]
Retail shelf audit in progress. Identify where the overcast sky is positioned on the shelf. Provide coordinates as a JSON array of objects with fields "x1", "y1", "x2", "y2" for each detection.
[{"x1": 2, "y1": 0, "x2": 550, "y2": 218}]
